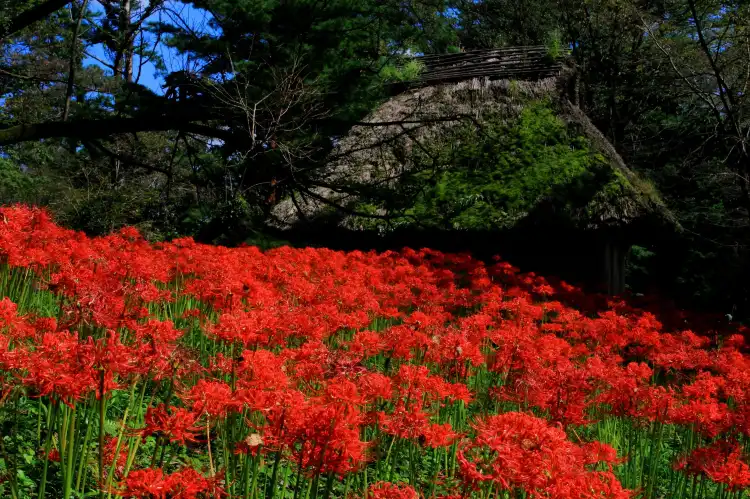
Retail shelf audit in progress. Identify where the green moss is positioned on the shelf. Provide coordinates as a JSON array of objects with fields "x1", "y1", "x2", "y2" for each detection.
[
  {"x1": 349, "y1": 99, "x2": 621, "y2": 231},
  {"x1": 379, "y1": 59, "x2": 425, "y2": 83}
]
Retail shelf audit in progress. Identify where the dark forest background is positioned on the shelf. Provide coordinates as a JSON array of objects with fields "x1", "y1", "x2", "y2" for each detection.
[{"x1": 1, "y1": 0, "x2": 750, "y2": 318}]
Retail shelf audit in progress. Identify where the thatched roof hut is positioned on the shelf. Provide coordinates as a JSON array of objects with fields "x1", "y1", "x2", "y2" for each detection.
[{"x1": 270, "y1": 47, "x2": 678, "y2": 293}]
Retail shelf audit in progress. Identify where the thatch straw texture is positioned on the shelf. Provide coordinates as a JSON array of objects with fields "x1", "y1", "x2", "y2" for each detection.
[{"x1": 270, "y1": 67, "x2": 676, "y2": 232}]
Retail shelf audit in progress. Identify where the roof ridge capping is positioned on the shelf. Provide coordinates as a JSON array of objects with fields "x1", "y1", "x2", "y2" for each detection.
[{"x1": 398, "y1": 46, "x2": 569, "y2": 88}]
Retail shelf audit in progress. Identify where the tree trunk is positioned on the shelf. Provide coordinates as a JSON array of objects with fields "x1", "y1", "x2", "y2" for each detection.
[
  {"x1": 111, "y1": 0, "x2": 132, "y2": 80},
  {"x1": 63, "y1": 0, "x2": 89, "y2": 122},
  {"x1": 122, "y1": 0, "x2": 133, "y2": 82}
]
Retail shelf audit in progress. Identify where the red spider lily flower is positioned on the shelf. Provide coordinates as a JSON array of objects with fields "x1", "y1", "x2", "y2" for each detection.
[
  {"x1": 544, "y1": 470, "x2": 632, "y2": 498},
  {"x1": 421, "y1": 422, "x2": 460, "y2": 449},
  {"x1": 83, "y1": 330, "x2": 139, "y2": 380},
  {"x1": 17, "y1": 331, "x2": 100, "y2": 405},
  {"x1": 7, "y1": 204, "x2": 750, "y2": 499},
  {"x1": 165, "y1": 468, "x2": 227, "y2": 499},
  {"x1": 141, "y1": 405, "x2": 201, "y2": 446},
  {"x1": 234, "y1": 349, "x2": 289, "y2": 394},
  {"x1": 457, "y1": 412, "x2": 631, "y2": 497},
  {"x1": 180, "y1": 308, "x2": 202, "y2": 319},
  {"x1": 349, "y1": 330, "x2": 385, "y2": 358},
  {"x1": 579, "y1": 441, "x2": 625, "y2": 469},
  {"x1": 121, "y1": 467, "x2": 227, "y2": 498},
  {"x1": 183, "y1": 380, "x2": 240, "y2": 418},
  {"x1": 675, "y1": 440, "x2": 750, "y2": 491},
  {"x1": 122, "y1": 468, "x2": 170, "y2": 498},
  {"x1": 377, "y1": 401, "x2": 432, "y2": 442},
  {"x1": 287, "y1": 402, "x2": 370, "y2": 476},
  {"x1": 356, "y1": 372, "x2": 393, "y2": 403},
  {"x1": 102, "y1": 436, "x2": 129, "y2": 480},
  {"x1": 367, "y1": 481, "x2": 419, "y2": 499}
]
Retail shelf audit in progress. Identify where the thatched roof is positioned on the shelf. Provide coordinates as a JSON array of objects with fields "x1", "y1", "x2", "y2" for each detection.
[{"x1": 270, "y1": 51, "x2": 677, "y2": 235}]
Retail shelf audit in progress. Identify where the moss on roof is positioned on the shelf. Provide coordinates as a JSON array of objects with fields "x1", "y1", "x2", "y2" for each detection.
[{"x1": 269, "y1": 68, "x2": 678, "y2": 235}]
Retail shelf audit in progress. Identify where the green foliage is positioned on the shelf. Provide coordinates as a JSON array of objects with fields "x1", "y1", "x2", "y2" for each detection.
[
  {"x1": 0, "y1": 157, "x2": 42, "y2": 204},
  {"x1": 352, "y1": 100, "x2": 611, "y2": 231},
  {"x1": 454, "y1": 0, "x2": 561, "y2": 48},
  {"x1": 624, "y1": 244, "x2": 656, "y2": 291},
  {"x1": 544, "y1": 29, "x2": 563, "y2": 59},
  {"x1": 379, "y1": 59, "x2": 425, "y2": 83}
]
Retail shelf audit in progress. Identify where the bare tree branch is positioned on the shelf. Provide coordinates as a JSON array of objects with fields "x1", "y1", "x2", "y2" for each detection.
[{"x1": 0, "y1": 114, "x2": 236, "y2": 145}]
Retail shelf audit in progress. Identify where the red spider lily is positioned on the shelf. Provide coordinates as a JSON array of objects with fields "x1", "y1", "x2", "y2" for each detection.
[
  {"x1": 421, "y1": 422, "x2": 460, "y2": 448},
  {"x1": 295, "y1": 406, "x2": 370, "y2": 475},
  {"x1": 368, "y1": 481, "x2": 419, "y2": 499},
  {"x1": 102, "y1": 436, "x2": 129, "y2": 480},
  {"x1": 457, "y1": 412, "x2": 630, "y2": 497},
  {"x1": 141, "y1": 405, "x2": 201, "y2": 446},
  {"x1": 121, "y1": 468, "x2": 170, "y2": 497},
  {"x1": 675, "y1": 440, "x2": 750, "y2": 491},
  {"x1": 121, "y1": 467, "x2": 226, "y2": 498},
  {"x1": 184, "y1": 380, "x2": 240, "y2": 418},
  {"x1": 355, "y1": 372, "x2": 393, "y2": 403},
  {"x1": 164, "y1": 468, "x2": 227, "y2": 499},
  {"x1": 16, "y1": 331, "x2": 100, "y2": 405},
  {"x1": 7, "y1": 205, "x2": 750, "y2": 498}
]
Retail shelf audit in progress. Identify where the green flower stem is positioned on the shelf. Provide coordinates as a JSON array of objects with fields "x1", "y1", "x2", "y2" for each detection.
[
  {"x1": 75, "y1": 413, "x2": 93, "y2": 495},
  {"x1": 63, "y1": 405, "x2": 77, "y2": 499},
  {"x1": 0, "y1": 427, "x2": 19, "y2": 499},
  {"x1": 98, "y1": 370, "x2": 107, "y2": 499},
  {"x1": 38, "y1": 400, "x2": 58, "y2": 499},
  {"x1": 267, "y1": 450, "x2": 283, "y2": 499},
  {"x1": 106, "y1": 382, "x2": 137, "y2": 498}
]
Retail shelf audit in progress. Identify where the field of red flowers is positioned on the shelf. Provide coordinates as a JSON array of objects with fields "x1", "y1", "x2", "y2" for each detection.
[{"x1": 0, "y1": 205, "x2": 748, "y2": 498}]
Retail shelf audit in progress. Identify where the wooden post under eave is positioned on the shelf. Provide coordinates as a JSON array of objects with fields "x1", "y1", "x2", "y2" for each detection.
[{"x1": 604, "y1": 240, "x2": 630, "y2": 295}]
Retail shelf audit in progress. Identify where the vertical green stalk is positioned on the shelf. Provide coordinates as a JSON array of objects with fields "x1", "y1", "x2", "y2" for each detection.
[
  {"x1": 38, "y1": 400, "x2": 58, "y2": 499},
  {"x1": 428, "y1": 448, "x2": 439, "y2": 498},
  {"x1": 267, "y1": 450, "x2": 283, "y2": 499},
  {"x1": 381, "y1": 436, "x2": 395, "y2": 481},
  {"x1": 646, "y1": 421, "x2": 665, "y2": 498},
  {"x1": 99, "y1": 370, "x2": 106, "y2": 499},
  {"x1": 75, "y1": 413, "x2": 93, "y2": 495},
  {"x1": 122, "y1": 379, "x2": 150, "y2": 479},
  {"x1": 0, "y1": 427, "x2": 19, "y2": 499},
  {"x1": 408, "y1": 441, "x2": 418, "y2": 486},
  {"x1": 36, "y1": 398, "x2": 43, "y2": 446},
  {"x1": 363, "y1": 466, "x2": 368, "y2": 499},
  {"x1": 309, "y1": 472, "x2": 320, "y2": 499},
  {"x1": 250, "y1": 452, "x2": 262, "y2": 499},
  {"x1": 59, "y1": 406, "x2": 69, "y2": 486},
  {"x1": 343, "y1": 474, "x2": 351, "y2": 499},
  {"x1": 207, "y1": 421, "x2": 215, "y2": 477},
  {"x1": 106, "y1": 382, "x2": 137, "y2": 498},
  {"x1": 292, "y1": 451, "x2": 304, "y2": 499},
  {"x1": 157, "y1": 444, "x2": 171, "y2": 469},
  {"x1": 63, "y1": 405, "x2": 77, "y2": 499},
  {"x1": 322, "y1": 472, "x2": 334, "y2": 499},
  {"x1": 241, "y1": 452, "x2": 252, "y2": 499},
  {"x1": 690, "y1": 474, "x2": 698, "y2": 499},
  {"x1": 149, "y1": 437, "x2": 162, "y2": 469}
]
